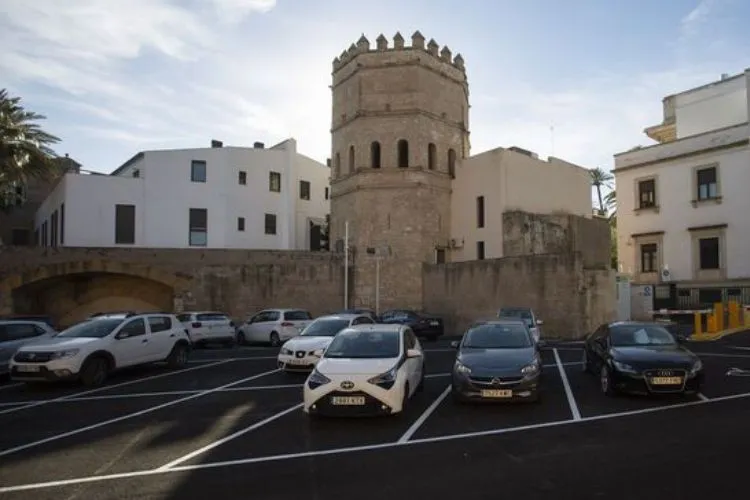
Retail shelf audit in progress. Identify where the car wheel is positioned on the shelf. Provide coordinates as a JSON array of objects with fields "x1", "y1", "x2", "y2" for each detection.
[
  {"x1": 167, "y1": 343, "x2": 189, "y2": 369},
  {"x1": 600, "y1": 365, "x2": 616, "y2": 397},
  {"x1": 237, "y1": 332, "x2": 246, "y2": 346},
  {"x1": 80, "y1": 357, "x2": 108, "y2": 387},
  {"x1": 582, "y1": 349, "x2": 592, "y2": 374},
  {"x1": 399, "y1": 382, "x2": 410, "y2": 414},
  {"x1": 269, "y1": 332, "x2": 281, "y2": 347}
]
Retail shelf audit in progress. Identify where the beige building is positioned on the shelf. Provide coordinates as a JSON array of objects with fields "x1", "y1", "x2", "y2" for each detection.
[
  {"x1": 613, "y1": 69, "x2": 750, "y2": 308},
  {"x1": 328, "y1": 31, "x2": 595, "y2": 310}
]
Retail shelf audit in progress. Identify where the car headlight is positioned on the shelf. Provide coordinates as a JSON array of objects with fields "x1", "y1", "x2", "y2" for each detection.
[
  {"x1": 50, "y1": 349, "x2": 80, "y2": 359},
  {"x1": 280, "y1": 348, "x2": 293, "y2": 355},
  {"x1": 521, "y1": 360, "x2": 540, "y2": 375},
  {"x1": 612, "y1": 360, "x2": 638, "y2": 374},
  {"x1": 307, "y1": 369, "x2": 331, "y2": 389},
  {"x1": 690, "y1": 359, "x2": 703, "y2": 375},
  {"x1": 454, "y1": 361, "x2": 471, "y2": 375},
  {"x1": 367, "y1": 366, "x2": 398, "y2": 389}
]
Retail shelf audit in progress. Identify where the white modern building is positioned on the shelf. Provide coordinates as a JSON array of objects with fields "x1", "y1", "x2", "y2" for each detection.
[
  {"x1": 613, "y1": 69, "x2": 750, "y2": 307},
  {"x1": 34, "y1": 139, "x2": 331, "y2": 250}
]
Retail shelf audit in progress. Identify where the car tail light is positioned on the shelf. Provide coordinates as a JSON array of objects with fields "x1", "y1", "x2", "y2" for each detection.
[
  {"x1": 281, "y1": 322, "x2": 294, "y2": 327},
  {"x1": 192, "y1": 322, "x2": 202, "y2": 328}
]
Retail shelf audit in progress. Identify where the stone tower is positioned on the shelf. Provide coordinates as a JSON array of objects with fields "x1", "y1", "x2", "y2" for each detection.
[{"x1": 329, "y1": 31, "x2": 470, "y2": 311}]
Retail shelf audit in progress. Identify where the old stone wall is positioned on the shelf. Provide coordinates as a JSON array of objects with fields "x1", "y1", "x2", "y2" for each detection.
[
  {"x1": 422, "y1": 253, "x2": 616, "y2": 340},
  {"x1": 0, "y1": 247, "x2": 346, "y2": 326}
]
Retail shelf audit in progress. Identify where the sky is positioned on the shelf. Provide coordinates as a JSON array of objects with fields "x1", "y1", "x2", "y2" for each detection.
[{"x1": 1, "y1": 0, "x2": 749, "y2": 176}]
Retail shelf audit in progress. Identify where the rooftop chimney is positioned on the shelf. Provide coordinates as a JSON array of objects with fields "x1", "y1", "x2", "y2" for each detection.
[
  {"x1": 721, "y1": 73, "x2": 730, "y2": 80},
  {"x1": 211, "y1": 139, "x2": 223, "y2": 148},
  {"x1": 253, "y1": 142, "x2": 265, "y2": 149}
]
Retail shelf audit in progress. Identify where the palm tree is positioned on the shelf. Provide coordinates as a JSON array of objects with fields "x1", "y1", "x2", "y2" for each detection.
[
  {"x1": 604, "y1": 189, "x2": 616, "y2": 226},
  {"x1": 589, "y1": 167, "x2": 613, "y2": 216},
  {"x1": 0, "y1": 89, "x2": 61, "y2": 207}
]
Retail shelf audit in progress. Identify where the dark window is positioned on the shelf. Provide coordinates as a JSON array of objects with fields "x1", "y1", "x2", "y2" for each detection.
[
  {"x1": 115, "y1": 204, "x2": 136, "y2": 244},
  {"x1": 1, "y1": 323, "x2": 43, "y2": 342},
  {"x1": 51, "y1": 209, "x2": 58, "y2": 247},
  {"x1": 476, "y1": 196, "x2": 485, "y2": 228},
  {"x1": 638, "y1": 179, "x2": 656, "y2": 208},
  {"x1": 269, "y1": 171, "x2": 281, "y2": 192},
  {"x1": 335, "y1": 153, "x2": 341, "y2": 176},
  {"x1": 237, "y1": 217, "x2": 245, "y2": 231},
  {"x1": 189, "y1": 208, "x2": 207, "y2": 246},
  {"x1": 370, "y1": 141, "x2": 381, "y2": 168},
  {"x1": 132, "y1": 169, "x2": 140, "y2": 178},
  {"x1": 11, "y1": 229, "x2": 29, "y2": 246},
  {"x1": 448, "y1": 149, "x2": 456, "y2": 179},
  {"x1": 428, "y1": 143, "x2": 436, "y2": 170},
  {"x1": 191, "y1": 160, "x2": 207, "y2": 182},
  {"x1": 325, "y1": 187, "x2": 329, "y2": 200},
  {"x1": 147, "y1": 316, "x2": 172, "y2": 333},
  {"x1": 42, "y1": 221, "x2": 48, "y2": 247},
  {"x1": 699, "y1": 237, "x2": 720, "y2": 269},
  {"x1": 34, "y1": 228, "x2": 39, "y2": 246},
  {"x1": 435, "y1": 248, "x2": 446, "y2": 264},
  {"x1": 285, "y1": 310, "x2": 312, "y2": 320},
  {"x1": 640, "y1": 243, "x2": 657, "y2": 273},
  {"x1": 300, "y1": 180, "x2": 311, "y2": 200},
  {"x1": 348, "y1": 146, "x2": 355, "y2": 172},
  {"x1": 60, "y1": 203, "x2": 65, "y2": 245},
  {"x1": 265, "y1": 213, "x2": 277, "y2": 235},
  {"x1": 397, "y1": 139, "x2": 409, "y2": 168},
  {"x1": 477, "y1": 241, "x2": 485, "y2": 260},
  {"x1": 119, "y1": 318, "x2": 146, "y2": 338},
  {"x1": 238, "y1": 171, "x2": 247, "y2": 185},
  {"x1": 697, "y1": 167, "x2": 717, "y2": 200}
]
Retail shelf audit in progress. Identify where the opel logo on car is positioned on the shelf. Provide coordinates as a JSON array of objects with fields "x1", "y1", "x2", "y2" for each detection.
[{"x1": 340, "y1": 381, "x2": 354, "y2": 390}]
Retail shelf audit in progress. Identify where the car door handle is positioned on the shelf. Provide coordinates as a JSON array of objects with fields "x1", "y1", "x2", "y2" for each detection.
[
  {"x1": 142, "y1": 339, "x2": 148, "y2": 343},
  {"x1": 170, "y1": 334, "x2": 176, "y2": 338}
]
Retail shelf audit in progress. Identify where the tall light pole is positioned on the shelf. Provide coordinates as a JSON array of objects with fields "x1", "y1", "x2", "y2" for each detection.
[
  {"x1": 367, "y1": 245, "x2": 389, "y2": 316},
  {"x1": 343, "y1": 220, "x2": 349, "y2": 310}
]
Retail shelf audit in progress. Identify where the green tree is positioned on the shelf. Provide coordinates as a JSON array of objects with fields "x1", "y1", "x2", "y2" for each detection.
[
  {"x1": 604, "y1": 189, "x2": 617, "y2": 269},
  {"x1": 589, "y1": 167, "x2": 613, "y2": 216},
  {"x1": 0, "y1": 89, "x2": 61, "y2": 209}
]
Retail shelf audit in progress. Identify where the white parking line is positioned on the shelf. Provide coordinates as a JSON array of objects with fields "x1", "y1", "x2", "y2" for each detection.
[
  {"x1": 188, "y1": 356, "x2": 277, "y2": 363},
  {"x1": 0, "y1": 367, "x2": 280, "y2": 459},
  {"x1": 0, "y1": 383, "x2": 24, "y2": 391},
  {"x1": 397, "y1": 385, "x2": 451, "y2": 444},
  {"x1": 4, "y1": 388, "x2": 750, "y2": 494},
  {"x1": 0, "y1": 359, "x2": 232, "y2": 417},
  {"x1": 697, "y1": 393, "x2": 709, "y2": 401},
  {"x1": 157, "y1": 403, "x2": 304, "y2": 470},
  {"x1": 553, "y1": 348, "x2": 581, "y2": 421}
]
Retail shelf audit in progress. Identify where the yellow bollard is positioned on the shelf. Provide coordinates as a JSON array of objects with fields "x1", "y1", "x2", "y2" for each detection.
[
  {"x1": 694, "y1": 311, "x2": 702, "y2": 336},
  {"x1": 728, "y1": 301, "x2": 740, "y2": 329},
  {"x1": 714, "y1": 302, "x2": 724, "y2": 331},
  {"x1": 706, "y1": 314, "x2": 717, "y2": 334}
]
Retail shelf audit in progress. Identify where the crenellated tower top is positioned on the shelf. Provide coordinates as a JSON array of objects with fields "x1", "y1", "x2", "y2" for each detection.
[{"x1": 332, "y1": 30, "x2": 467, "y2": 74}]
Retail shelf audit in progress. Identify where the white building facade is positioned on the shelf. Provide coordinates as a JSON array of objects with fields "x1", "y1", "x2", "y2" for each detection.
[
  {"x1": 613, "y1": 69, "x2": 750, "y2": 306},
  {"x1": 34, "y1": 139, "x2": 331, "y2": 250}
]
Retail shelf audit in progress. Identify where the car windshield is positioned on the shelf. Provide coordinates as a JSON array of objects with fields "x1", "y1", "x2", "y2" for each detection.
[
  {"x1": 610, "y1": 325, "x2": 677, "y2": 347},
  {"x1": 498, "y1": 308, "x2": 534, "y2": 326},
  {"x1": 324, "y1": 330, "x2": 400, "y2": 358},
  {"x1": 56, "y1": 318, "x2": 124, "y2": 339},
  {"x1": 301, "y1": 318, "x2": 351, "y2": 337},
  {"x1": 462, "y1": 324, "x2": 532, "y2": 349}
]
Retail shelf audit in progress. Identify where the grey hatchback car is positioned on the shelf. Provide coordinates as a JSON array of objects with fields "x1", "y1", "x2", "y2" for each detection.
[{"x1": 0, "y1": 321, "x2": 58, "y2": 375}]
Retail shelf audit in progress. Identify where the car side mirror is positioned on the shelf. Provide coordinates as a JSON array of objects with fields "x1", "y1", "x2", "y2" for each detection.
[
  {"x1": 116, "y1": 331, "x2": 131, "y2": 340},
  {"x1": 406, "y1": 348, "x2": 422, "y2": 358},
  {"x1": 450, "y1": 340, "x2": 460, "y2": 349},
  {"x1": 536, "y1": 319, "x2": 544, "y2": 326}
]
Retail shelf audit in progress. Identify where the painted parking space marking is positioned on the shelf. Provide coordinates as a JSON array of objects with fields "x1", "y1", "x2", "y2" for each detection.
[
  {"x1": 0, "y1": 383, "x2": 24, "y2": 391},
  {"x1": 3, "y1": 388, "x2": 749, "y2": 495},
  {"x1": 0, "y1": 359, "x2": 231, "y2": 416},
  {"x1": 0, "y1": 367, "x2": 280, "y2": 459},
  {"x1": 396, "y1": 385, "x2": 451, "y2": 444},
  {"x1": 554, "y1": 348, "x2": 582, "y2": 420}
]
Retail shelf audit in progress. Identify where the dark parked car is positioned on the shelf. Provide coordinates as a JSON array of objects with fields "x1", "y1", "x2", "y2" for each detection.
[
  {"x1": 582, "y1": 321, "x2": 704, "y2": 397},
  {"x1": 379, "y1": 309, "x2": 444, "y2": 341},
  {"x1": 450, "y1": 320, "x2": 542, "y2": 403}
]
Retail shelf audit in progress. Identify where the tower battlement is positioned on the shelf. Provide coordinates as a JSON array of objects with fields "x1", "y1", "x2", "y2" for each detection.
[{"x1": 332, "y1": 31, "x2": 465, "y2": 74}]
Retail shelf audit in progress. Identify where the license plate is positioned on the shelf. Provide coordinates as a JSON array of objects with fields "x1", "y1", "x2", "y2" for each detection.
[
  {"x1": 16, "y1": 365, "x2": 40, "y2": 373},
  {"x1": 331, "y1": 396, "x2": 366, "y2": 405},
  {"x1": 287, "y1": 358, "x2": 307, "y2": 365},
  {"x1": 481, "y1": 389, "x2": 512, "y2": 398},
  {"x1": 650, "y1": 376, "x2": 683, "y2": 385},
  {"x1": 430, "y1": 321, "x2": 439, "y2": 326}
]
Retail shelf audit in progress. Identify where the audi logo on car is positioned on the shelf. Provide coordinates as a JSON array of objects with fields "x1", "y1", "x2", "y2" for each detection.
[
  {"x1": 340, "y1": 381, "x2": 354, "y2": 390},
  {"x1": 657, "y1": 370, "x2": 673, "y2": 377}
]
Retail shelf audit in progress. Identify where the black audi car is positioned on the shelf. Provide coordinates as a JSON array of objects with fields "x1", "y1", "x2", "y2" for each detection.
[
  {"x1": 582, "y1": 321, "x2": 704, "y2": 397},
  {"x1": 450, "y1": 320, "x2": 542, "y2": 403},
  {"x1": 378, "y1": 309, "x2": 444, "y2": 341}
]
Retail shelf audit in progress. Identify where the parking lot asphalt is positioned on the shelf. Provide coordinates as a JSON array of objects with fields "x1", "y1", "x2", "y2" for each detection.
[{"x1": 1, "y1": 339, "x2": 750, "y2": 499}]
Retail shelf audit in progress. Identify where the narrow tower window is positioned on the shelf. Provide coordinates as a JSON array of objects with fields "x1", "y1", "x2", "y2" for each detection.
[
  {"x1": 428, "y1": 143, "x2": 436, "y2": 170},
  {"x1": 348, "y1": 146, "x2": 355, "y2": 173},
  {"x1": 334, "y1": 152, "x2": 341, "y2": 177},
  {"x1": 448, "y1": 148, "x2": 456, "y2": 179},
  {"x1": 398, "y1": 139, "x2": 409, "y2": 168},
  {"x1": 370, "y1": 141, "x2": 381, "y2": 168}
]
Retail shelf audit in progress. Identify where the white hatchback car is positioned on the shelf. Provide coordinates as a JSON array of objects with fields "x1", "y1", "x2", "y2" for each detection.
[
  {"x1": 277, "y1": 314, "x2": 375, "y2": 372},
  {"x1": 177, "y1": 311, "x2": 236, "y2": 348},
  {"x1": 237, "y1": 309, "x2": 313, "y2": 347},
  {"x1": 9, "y1": 313, "x2": 192, "y2": 387},
  {"x1": 303, "y1": 324, "x2": 425, "y2": 417}
]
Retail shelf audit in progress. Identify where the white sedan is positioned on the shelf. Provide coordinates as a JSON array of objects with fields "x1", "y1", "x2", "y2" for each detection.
[
  {"x1": 303, "y1": 324, "x2": 425, "y2": 417},
  {"x1": 277, "y1": 314, "x2": 374, "y2": 372}
]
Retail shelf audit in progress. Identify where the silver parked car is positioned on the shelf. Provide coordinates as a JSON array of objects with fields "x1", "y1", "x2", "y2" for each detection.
[{"x1": 0, "y1": 320, "x2": 58, "y2": 375}]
